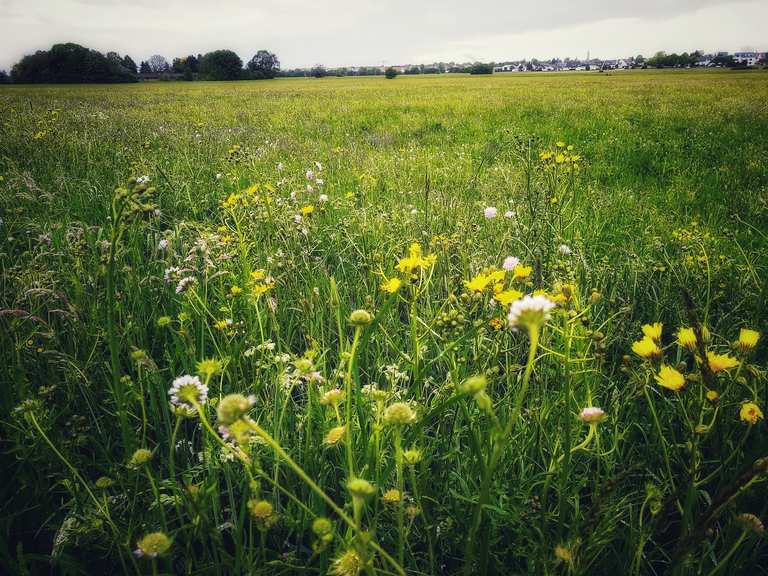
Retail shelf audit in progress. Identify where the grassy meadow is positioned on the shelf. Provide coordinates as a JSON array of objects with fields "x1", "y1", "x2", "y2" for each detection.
[{"x1": 1, "y1": 69, "x2": 768, "y2": 574}]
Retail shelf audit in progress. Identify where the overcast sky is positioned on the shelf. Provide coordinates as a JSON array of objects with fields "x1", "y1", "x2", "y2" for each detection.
[{"x1": 0, "y1": 0, "x2": 765, "y2": 70}]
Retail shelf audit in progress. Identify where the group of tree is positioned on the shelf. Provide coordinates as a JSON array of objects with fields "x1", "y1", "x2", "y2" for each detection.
[
  {"x1": 646, "y1": 51, "x2": 704, "y2": 68},
  {"x1": 6, "y1": 43, "x2": 279, "y2": 83},
  {"x1": 10, "y1": 43, "x2": 139, "y2": 83}
]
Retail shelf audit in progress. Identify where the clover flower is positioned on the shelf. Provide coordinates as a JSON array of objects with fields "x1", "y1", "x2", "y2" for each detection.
[
  {"x1": 557, "y1": 244, "x2": 572, "y2": 256},
  {"x1": 507, "y1": 294, "x2": 556, "y2": 331},
  {"x1": 169, "y1": 374, "x2": 208, "y2": 411},
  {"x1": 483, "y1": 206, "x2": 497, "y2": 219},
  {"x1": 502, "y1": 256, "x2": 520, "y2": 272},
  {"x1": 578, "y1": 406, "x2": 606, "y2": 424}
]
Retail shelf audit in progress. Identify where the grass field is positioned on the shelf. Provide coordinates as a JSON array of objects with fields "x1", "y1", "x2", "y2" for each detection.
[{"x1": 1, "y1": 70, "x2": 767, "y2": 575}]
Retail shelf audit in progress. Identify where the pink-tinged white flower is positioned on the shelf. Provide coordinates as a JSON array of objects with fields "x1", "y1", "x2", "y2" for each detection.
[
  {"x1": 558, "y1": 244, "x2": 572, "y2": 256},
  {"x1": 158, "y1": 239, "x2": 169, "y2": 251},
  {"x1": 315, "y1": 178, "x2": 324, "y2": 185},
  {"x1": 502, "y1": 256, "x2": 520, "y2": 272},
  {"x1": 169, "y1": 375, "x2": 208, "y2": 411},
  {"x1": 290, "y1": 191, "x2": 297, "y2": 201},
  {"x1": 306, "y1": 170, "x2": 315, "y2": 181},
  {"x1": 484, "y1": 206, "x2": 498, "y2": 219},
  {"x1": 306, "y1": 184, "x2": 314, "y2": 193},
  {"x1": 293, "y1": 214, "x2": 302, "y2": 224},
  {"x1": 315, "y1": 161, "x2": 322, "y2": 170},
  {"x1": 319, "y1": 194, "x2": 329, "y2": 202},
  {"x1": 164, "y1": 266, "x2": 180, "y2": 282},
  {"x1": 507, "y1": 294, "x2": 557, "y2": 330},
  {"x1": 504, "y1": 210, "x2": 515, "y2": 218},
  {"x1": 277, "y1": 162, "x2": 284, "y2": 171},
  {"x1": 175, "y1": 276, "x2": 196, "y2": 294},
  {"x1": 578, "y1": 406, "x2": 606, "y2": 424}
]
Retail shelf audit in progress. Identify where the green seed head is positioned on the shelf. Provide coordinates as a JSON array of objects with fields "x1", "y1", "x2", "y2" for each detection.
[
  {"x1": 347, "y1": 478, "x2": 376, "y2": 499},
  {"x1": 382, "y1": 402, "x2": 417, "y2": 426},
  {"x1": 217, "y1": 394, "x2": 254, "y2": 426},
  {"x1": 312, "y1": 517, "x2": 334, "y2": 537},
  {"x1": 136, "y1": 531, "x2": 171, "y2": 557},
  {"x1": 459, "y1": 374, "x2": 487, "y2": 395},
  {"x1": 129, "y1": 448, "x2": 153, "y2": 468},
  {"x1": 349, "y1": 309, "x2": 373, "y2": 326}
]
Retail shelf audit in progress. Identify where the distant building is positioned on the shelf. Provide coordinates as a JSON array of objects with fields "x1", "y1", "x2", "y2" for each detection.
[{"x1": 733, "y1": 52, "x2": 759, "y2": 66}]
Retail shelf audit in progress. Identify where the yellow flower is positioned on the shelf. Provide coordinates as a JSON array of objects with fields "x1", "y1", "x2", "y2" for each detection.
[
  {"x1": 300, "y1": 205, "x2": 315, "y2": 216},
  {"x1": 494, "y1": 289, "x2": 523, "y2": 306},
  {"x1": 707, "y1": 351, "x2": 739, "y2": 374},
  {"x1": 380, "y1": 277, "x2": 402, "y2": 294},
  {"x1": 705, "y1": 390, "x2": 719, "y2": 403},
  {"x1": 512, "y1": 264, "x2": 532, "y2": 282},
  {"x1": 739, "y1": 402, "x2": 763, "y2": 425},
  {"x1": 382, "y1": 489, "x2": 402, "y2": 504},
  {"x1": 230, "y1": 285, "x2": 242, "y2": 296},
  {"x1": 655, "y1": 365, "x2": 685, "y2": 391},
  {"x1": 642, "y1": 323, "x2": 663, "y2": 343},
  {"x1": 396, "y1": 243, "x2": 436, "y2": 275},
  {"x1": 632, "y1": 336, "x2": 661, "y2": 360},
  {"x1": 735, "y1": 328, "x2": 760, "y2": 353},
  {"x1": 676, "y1": 327, "x2": 697, "y2": 350},
  {"x1": 465, "y1": 272, "x2": 493, "y2": 293}
]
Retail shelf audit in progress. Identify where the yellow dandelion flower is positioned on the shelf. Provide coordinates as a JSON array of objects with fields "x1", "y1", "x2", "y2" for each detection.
[
  {"x1": 706, "y1": 390, "x2": 719, "y2": 403},
  {"x1": 707, "y1": 351, "x2": 739, "y2": 374},
  {"x1": 642, "y1": 323, "x2": 663, "y2": 343},
  {"x1": 735, "y1": 328, "x2": 760, "y2": 353},
  {"x1": 465, "y1": 272, "x2": 493, "y2": 293},
  {"x1": 676, "y1": 327, "x2": 697, "y2": 350},
  {"x1": 512, "y1": 264, "x2": 532, "y2": 282},
  {"x1": 655, "y1": 365, "x2": 685, "y2": 391},
  {"x1": 632, "y1": 336, "x2": 660, "y2": 360},
  {"x1": 740, "y1": 402, "x2": 764, "y2": 425},
  {"x1": 230, "y1": 285, "x2": 242, "y2": 296},
  {"x1": 300, "y1": 204, "x2": 315, "y2": 216},
  {"x1": 494, "y1": 289, "x2": 523, "y2": 306},
  {"x1": 380, "y1": 277, "x2": 402, "y2": 294},
  {"x1": 324, "y1": 425, "x2": 346, "y2": 445},
  {"x1": 382, "y1": 489, "x2": 402, "y2": 504}
]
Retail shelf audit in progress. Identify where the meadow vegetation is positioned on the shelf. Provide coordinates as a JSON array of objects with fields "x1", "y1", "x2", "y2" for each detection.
[{"x1": 1, "y1": 70, "x2": 767, "y2": 574}]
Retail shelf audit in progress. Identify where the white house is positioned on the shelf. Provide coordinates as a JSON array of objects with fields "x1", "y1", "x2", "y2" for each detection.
[{"x1": 733, "y1": 52, "x2": 759, "y2": 66}]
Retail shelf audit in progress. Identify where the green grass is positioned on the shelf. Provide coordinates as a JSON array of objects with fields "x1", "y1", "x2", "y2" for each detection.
[{"x1": 1, "y1": 69, "x2": 767, "y2": 575}]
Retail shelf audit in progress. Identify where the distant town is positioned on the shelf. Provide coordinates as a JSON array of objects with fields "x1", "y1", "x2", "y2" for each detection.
[{"x1": 284, "y1": 51, "x2": 767, "y2": 77}]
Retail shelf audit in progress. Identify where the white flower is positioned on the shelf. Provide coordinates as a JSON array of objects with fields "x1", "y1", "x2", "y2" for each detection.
[
  {"x1": 277, "y1": 162, "x2": 284, "y2": 171},
  {"x1": 507, "y1": 294, "x2": 556, "y2": 330},
  {"x1": 319, "y1": 194, "x2": 329, "y2": 202},
  {"x1": 306, "y1": 170, "x2": 315, "y2": 181},
  {"x1": 163, "y1": 266, "x2": 180, "y2": 282},
  {"x1": 158, "y1": 239, "x2": 169, "y2": 251},
  {"x1": 484, "y1": 206, "x2": 497, "y2": 219},
  {"x1": 315, "y1": 178, "x2": 324, "y2": 185},
  {"x1": 136, "y1": 175, "x2": 150, "y2": 185},
  {"x1": 578, "y1": 406, "x2": 606, "y2": 424},
  {"x1": 290, "y1": 191, "x2": 297, "y2": 201},
  {"x1": 293, "y1": 214, "x2": 302, "y2": 224},
  {"x1": 175, "y1": 276, "x2": 196, "y2": 294},
  {"x1": 315, "y1": 161, "x2": 322, "y2": 170},
  {"x1": 169, "y1": 375, "x2": 208, "y2": 410},
  {"x1": 502, "y1": 256, "x2": 520, "y2": 272},
  {"x1": 410, "y1": 208, "x2": 418, "y2": 215},
  {"x1": 504, "y1": 210, "x2": 515, "y2": 218},
  {"x1": 215, "y1": 173, "x2": 222, "y2": 180},
  {"x1": 306, "y1": 184, "x2": 314, "y2": 193},
  {"x1": 558, "y1": 244, "x2": 572, "y2": 256}
]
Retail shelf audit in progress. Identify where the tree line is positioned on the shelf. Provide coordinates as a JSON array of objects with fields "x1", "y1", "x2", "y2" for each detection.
[{"x1": 4, "y1": 44, "x2": 280, "y2": 83}]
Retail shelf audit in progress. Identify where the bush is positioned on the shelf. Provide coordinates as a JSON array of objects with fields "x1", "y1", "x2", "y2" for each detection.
[
  {"x1": 247, "y1": 50, "x2": 280, "y2": 80},
  {"x1": 385, "y1": 67, "x2": 398, "y2": 79},
  {"x1": 10, "y1": 43, "x2": 137, "y2": 83}
]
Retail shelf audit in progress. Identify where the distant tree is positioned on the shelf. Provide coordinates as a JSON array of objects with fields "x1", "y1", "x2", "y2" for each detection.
[
  {"x1": 712, "y1": 54, "x2": 735, "y2": 67},
  {"x1": 384, "y1": 67, "x2": 397, "y2": 79},
  {"x1": 0, "y1": 70, "x2": 9, "y2": 83},
  {"x1": 122, "y1": 55, "x2": 138, "y2": 74},
  {"x1": 247, "y1": 50, "x2": 280, "y2": 79},
  {"x1": 469, "y1": 62, "x2": 493, "y2": 75},
  {"x1": 310, "y1": 65, "x2": 327, "y2": 78},
  {"x1": 171, "y1": 57, "x2": 185, "y2": 73},
  {"x1": 186, "y1": 54, "x2": 199, "y2": 73},
  {"x1": 147, "y1": 54, "x2": 169, "y2": 74},
  {"x1": 11, "y1": 43, "x2": 136, "y2": 83},
  {"x1": 139, "y1": 60, "x2": 151, "y2": 75},
  {"x1": 200, "y1": 50, "x2": 243, "y2": 80}
]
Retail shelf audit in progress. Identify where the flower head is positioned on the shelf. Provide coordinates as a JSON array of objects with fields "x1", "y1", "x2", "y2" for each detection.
[
  {"x1": 642, "y1": 323, "x2": 663, "y2": 343},
  {"x1": 382, "y1": 489, "x2": 402, "y2": 504},
  {"x1": 507, "y1": 294, "x2": 556, "y2": 331},
  {"x1": 578, "y1": 406, "x2": 606, "y2": 424},
  {"x1": 740, "y1": 402, "x2": 764, "y2": 425},
  {"x1": 502, "y1": 256, "x2": 520, "y2": 272},
  {"x1": 676, "y1": 327, "x2": 697, "y2": 350},
  {"x1": 134, "y1": 532, "x2": 171, "y2": 558},
  {"x1": 632, "y1": 337, "x2": 661, "y2": 360},
  {"x1": 217, "y1": 393, "x2": 255, "y2": 426},
  {"x1": 169, "y1": 375, "x2": 208, "y2": 411},
  {"x1": 383, "y1": 402, "x2": 417, "y2": 426},
  {"x1": 735, "y1": 328, "x2": 760, "y2": 354},
  {"x1": 380, "y1": 277, "x2": 402, "y2": 294},
  {"x1": 483, "y1": 206, "x2": 497, "y2": 219},
  {"x1": 707, "y1": 351, "x2": 739, "y2": 374},
  {"x1": 332, "y1": 549, "x2": 364, "y2": 576},
  {"x1": 655, "y1": 365, "x2": 686, "y2": 391},
  {"x1": 557, "y1": 244, "x2": 572, "y2": 256},
  {"x1": 347, "y1": 478, "x2": 376, "y2": 499}
]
